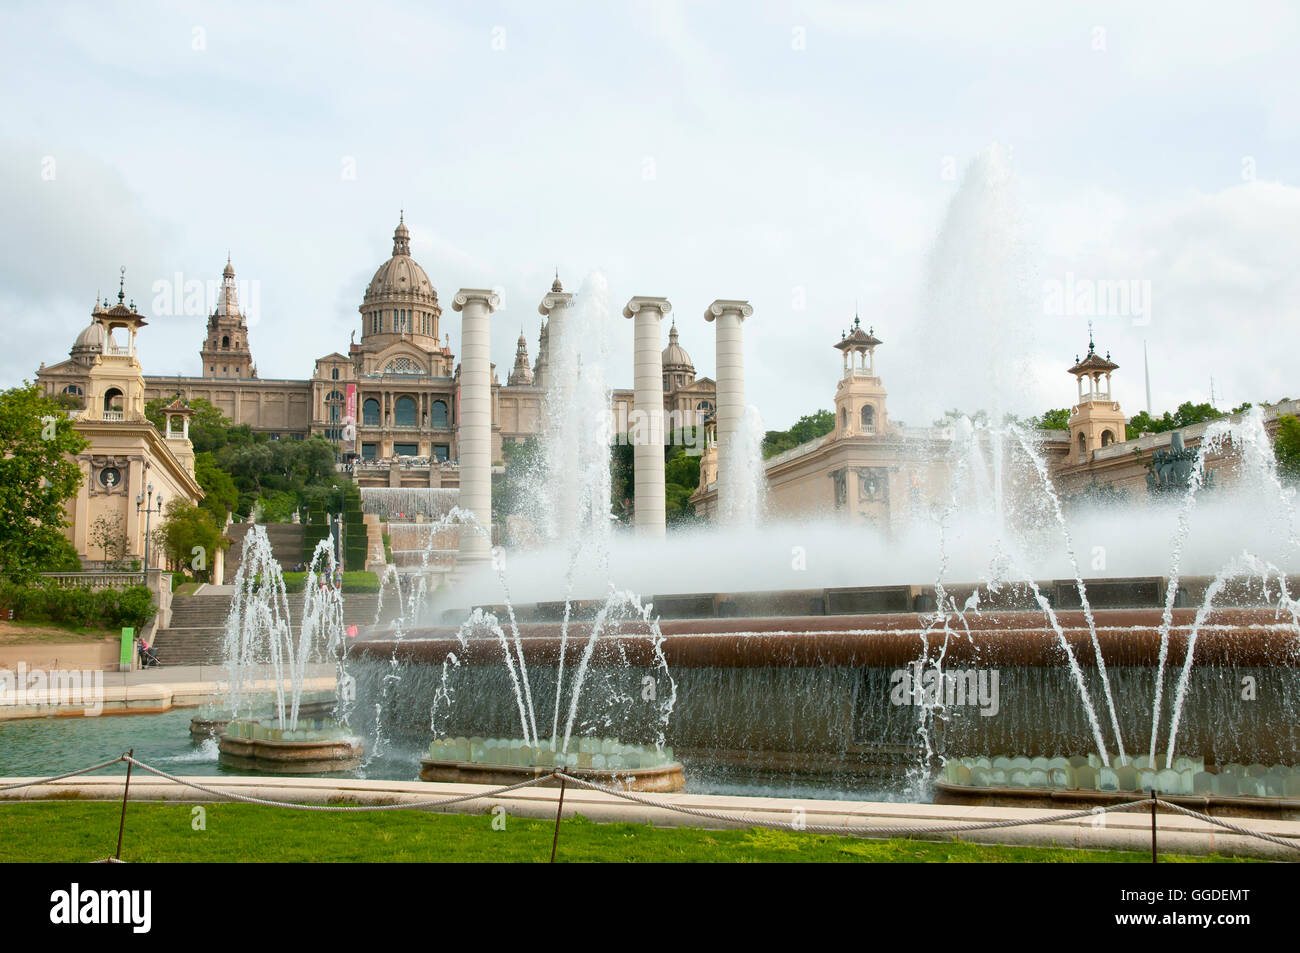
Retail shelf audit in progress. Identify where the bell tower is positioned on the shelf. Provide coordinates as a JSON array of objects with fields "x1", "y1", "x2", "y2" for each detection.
[
  {"x1": 84, "y1": 270, "x2": 149, "y2": 424},
  {"x1": 832, "y1": 316, "x2": 889, "y2": 439},
  {"x1": 200, "y1": 256, "x2": 256, "y2": 378},
  {"x1": 1067, "y1": 332, "x2": 1126, "y2": 463}
]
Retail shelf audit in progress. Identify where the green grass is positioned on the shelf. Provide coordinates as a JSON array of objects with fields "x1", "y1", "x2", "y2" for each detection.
[
  {"x1": 0, "y1": 802, "x2": 1251, "y2": 863},
  {"x1": 0, "y1": 621, "x2": 119, "y2": 644}
]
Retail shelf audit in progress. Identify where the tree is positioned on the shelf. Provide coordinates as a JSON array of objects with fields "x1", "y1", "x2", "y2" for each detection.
[
  {"x1": 153, "y1": 499, "x2": 228, "y2": 582},
  {"x1": 1275, "y1": 415, "x2": 1300, "y2": 482},
  {"x1": 1031, "y1": 409, "x2": 1071, "y2": 431},
  {"x1": 1126, "y1": 401, "x2": 1225, "y2": 440},
  {"x1": 763, "y1": 410, "x2": 835, "y2": 458},
  {"x1": 88, "y1": 512, "x2": 127, "y2": 570},
  {"x1": 0, "y1": 385, "x2": 88, "y2": 580},
  {"x1": 194, "y1": 452, "x2": 238, "y2": 525},
  {"x1": 145, "y1": 395, "x2": 235, "y2": 453}
]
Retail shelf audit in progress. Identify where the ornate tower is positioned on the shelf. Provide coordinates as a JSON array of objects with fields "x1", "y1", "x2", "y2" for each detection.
[
  {"x1": 85, "y1": 271, "x2": 149, "y2": 423},
  {"x1": 508, "y1": 329, "x2": 534, "y2": 385},
  {"x1": 1067, "y1": 334, "x2": 1126, "y2": 462},
  {"x1": 832, "y1": 316, "x2": 889, "y2": 439},
  {"x1": 200, "y1": 256, "x2": 256, "y2": 379}
]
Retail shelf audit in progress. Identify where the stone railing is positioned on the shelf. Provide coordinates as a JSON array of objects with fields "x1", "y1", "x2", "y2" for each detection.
[{"x1": 40, "y1": 571, "x2": 146, "y2": 590}]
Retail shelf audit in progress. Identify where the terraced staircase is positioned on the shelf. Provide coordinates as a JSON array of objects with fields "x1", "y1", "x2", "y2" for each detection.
[{"x1": 151, "y1": 591, "x2": 390, "y2": 667}]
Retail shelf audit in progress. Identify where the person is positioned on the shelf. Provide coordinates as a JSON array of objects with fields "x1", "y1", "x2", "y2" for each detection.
[{"x1": 138, "y1": 638, "x2": 160, "y2": 668}]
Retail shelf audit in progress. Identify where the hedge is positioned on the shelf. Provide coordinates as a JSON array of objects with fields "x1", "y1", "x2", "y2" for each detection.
[
  {"x1": 280, "y1": 571, "x2": 380, "y2": 594},
  {"x1": 0, "y1": 582, "x2": 156, "y2": 630}
]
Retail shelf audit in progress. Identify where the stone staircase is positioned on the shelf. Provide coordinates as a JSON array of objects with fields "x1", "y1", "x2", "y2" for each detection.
[
  {"x1": 151, "y1": 592, "x2": 392, "y2": 667},
  {"x1": 226, "y1": 522, "x2": 306, "y2": 575}
]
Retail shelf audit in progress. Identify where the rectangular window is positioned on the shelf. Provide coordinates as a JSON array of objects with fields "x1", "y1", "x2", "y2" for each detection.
[
  {"x1": 361, "y1": 443, "x2": 377, "y2": 460},
  {"x1": 433, "y1": 444, "x2": 450, "y2": 462},
  {"x1": 393, "y1": 442, "x2": 419, "y2": 456}
]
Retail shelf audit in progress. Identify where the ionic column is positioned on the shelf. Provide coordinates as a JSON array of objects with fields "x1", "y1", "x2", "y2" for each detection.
[
  {"x1": 623, "y1": 296, "x2": 672, "y2": 537},
  {"x1": 703, "y1": 299, "x2": 753, "y2": 525},
  {"x1": 539, "y1": 278, "x2": 576, "y2": 537},
  {"x1": 453, "y1": 289, "x2": 499, "y2": 562}
]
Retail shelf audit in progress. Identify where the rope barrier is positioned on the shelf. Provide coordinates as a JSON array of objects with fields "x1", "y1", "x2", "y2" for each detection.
[
  {"x1": 119, "y1": 756, "x2": 556, "y2": 812},
  {"x1": 2, "y1": 755, "x2": 1299, "y2": 854},
  {"x1": 1152, "y1": 798, "x2": 1300, "y2": 852},
  {"x1": 0, "y1": 756, "x2": 127, "y2": 791}
]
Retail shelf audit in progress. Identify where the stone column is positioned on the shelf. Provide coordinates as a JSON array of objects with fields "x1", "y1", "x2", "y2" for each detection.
[
  {"x1": 623, "y1": 296, "x2": 672, "y2": 537},
  {"x1": 539, "y1": 279, "x2": 576, "y2": 537},
  {"x1": 453, "y1": 289, "x2": 499, "y2": 562},
  {"x1": 703, "y1": 299, "x2": 753, "y2": 524}
]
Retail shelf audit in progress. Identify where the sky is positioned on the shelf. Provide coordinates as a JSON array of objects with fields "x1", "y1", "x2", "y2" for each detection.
[{"x1": 3, "y1": 0, "x2": 1298, "y2": 430}]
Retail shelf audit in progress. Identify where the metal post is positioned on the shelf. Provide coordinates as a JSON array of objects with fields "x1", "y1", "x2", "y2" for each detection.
[
  {"x1": 550, "y1": 773, "x2": 567, "y2": 864},
  {"x1": 1150, "y1": 788, "x2": 1157, "y2": 863},
  {"x1": 116, "y1": 748, "x2": 134, "y2": 861}
]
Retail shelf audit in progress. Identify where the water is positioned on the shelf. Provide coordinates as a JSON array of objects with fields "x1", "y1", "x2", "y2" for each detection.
[
  {"x1": 221, "y1": 526, "x2": 348, "y2": 731},
  {"x1": 360, "y1": 487, "x2": 459, "y2": 521}
]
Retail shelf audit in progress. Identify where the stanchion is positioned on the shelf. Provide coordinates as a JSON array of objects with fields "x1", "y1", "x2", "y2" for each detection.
[
  {"x1": 1150, "y1": 788, "x2": 1158, "y2": 863},
  {"x1": 115, "y1": 748, "x2": 134, "y2": 861},
  {"x1": 550, "y1": 772, "x2": 567, "y2": 864}
]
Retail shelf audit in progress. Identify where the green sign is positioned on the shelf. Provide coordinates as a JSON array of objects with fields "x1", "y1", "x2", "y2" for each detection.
[{"x1": 120, "y1": 627, "x2": 134, "y2": 668}]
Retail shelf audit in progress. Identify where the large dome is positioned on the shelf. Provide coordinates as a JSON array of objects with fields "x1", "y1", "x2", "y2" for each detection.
[
  {"x1": 661, "y1": 320, "x2": 693, "y2": 371},
  {"x1": 363, "y1": 214, "x2": 438, "y2": 304}
]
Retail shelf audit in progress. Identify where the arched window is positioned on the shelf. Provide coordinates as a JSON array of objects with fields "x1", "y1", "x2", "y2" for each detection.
[
  {"x1": 221, "y1": 335, "x2": 229, "y2": 348},
  {"x1": 1077, "y1": 432, "x2": 1087, "y2": 458},
  {"x1": 326, "y1": 390, "x2": 344, "y2": 424},
  {"x1": 62, "y1": 384, "x2": 83, "y2": 396},
  {"x1": 841, "y1": 407, "x2": 848, "y2": 430},
  {"x1": 362, "y1": 398, "x2": 380, "y2": 426},
  {"x1": 430, "y1": 400, "x2": 448, "y2": 428},
  {"x1": 1101, "y1": 429, "x2": 1115, "y2": 447},
  {"x1": 384, "y1": 357, "x2": 420, "y2": 375},
  {"x1": 861, "y1": 405, "x2": 875, "y2": 434},
  {"x1": 394, "y1": 396, "x2": 416, "y2": 427},
  {"x1": 103, "y1": 387, "x2": 123, "y2": 415}
]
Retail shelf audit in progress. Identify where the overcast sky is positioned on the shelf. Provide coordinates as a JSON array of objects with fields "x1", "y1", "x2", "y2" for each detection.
[{"x1": 3, "y1": 1, "x2": 1297, "y2": 430}]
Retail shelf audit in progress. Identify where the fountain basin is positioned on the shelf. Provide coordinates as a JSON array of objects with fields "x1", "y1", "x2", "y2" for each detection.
[
  {"x1": 217, "y1": 719, "x2": 364, "y2": 773},
  {"x1": 418, "y1": 736, "x2": 685, "y2": 792},
  {"x1": 190, "y1": 695, "x2": 339, "y2": 740},
  {"x1": 936, "y1": 754, "x2": 1300, "y2": 819}
]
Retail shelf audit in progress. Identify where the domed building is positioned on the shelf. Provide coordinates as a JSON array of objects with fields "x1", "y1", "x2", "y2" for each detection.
[{"x1": 36, "y1": 211, "x2": 709, "y2": 493}]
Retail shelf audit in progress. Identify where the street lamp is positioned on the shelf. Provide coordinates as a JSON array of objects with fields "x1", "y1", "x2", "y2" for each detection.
[
  {"x1": 136, "y1": 482, "x2": 164, "y2": 571},
  {"x1": 330, "y1": 484, "x2": 344, "y2": 571}
]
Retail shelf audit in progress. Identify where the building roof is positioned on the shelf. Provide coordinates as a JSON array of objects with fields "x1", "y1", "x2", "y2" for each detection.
[
  {"x1": 834, "y1": 316, "x2": 882, "y2": 350},
  {"x1": 363, "y1": 212, "x2": 437, "y2": 304},
  {"x1": 1068, "y1": 335, "x2": 1119, "y2": 375}
]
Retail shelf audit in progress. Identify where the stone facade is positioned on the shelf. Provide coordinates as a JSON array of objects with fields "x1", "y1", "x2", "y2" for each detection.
[{"x1": 37, "y1": 215, "x2": 715, "y2": 490}]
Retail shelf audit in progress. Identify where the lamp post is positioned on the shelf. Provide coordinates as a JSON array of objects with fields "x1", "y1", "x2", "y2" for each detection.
[
  {"x1": 135, "y1": 482, "x2": 165, "y2": 571},
  {"x1": 331, "y1": 483, "x2": 344, "y2": 570}
]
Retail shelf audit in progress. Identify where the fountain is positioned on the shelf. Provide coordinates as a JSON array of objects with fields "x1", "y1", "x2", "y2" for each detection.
[
  {"x1": 335, "y1": 153, "x2": 1298, "y2": 818},
  {"x1": 211, "y1": 526, "x2": 363, "y2": 772}
]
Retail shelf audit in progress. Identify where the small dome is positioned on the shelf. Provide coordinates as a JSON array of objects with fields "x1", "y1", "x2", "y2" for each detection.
[
  {"x1": 363, "y1": 214, "x2": 437, "y2": 304},
  {"x1": 72, "y1": 320, "x2": 106, "y2": 353},
  {"x1": 661, "y1": 320, "x2": 693, "y2": 371}
]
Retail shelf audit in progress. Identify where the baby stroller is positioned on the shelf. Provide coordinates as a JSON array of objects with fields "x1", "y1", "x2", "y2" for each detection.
[{"x1": 138, "y1": 640, "x2": 161, "y2": 668}]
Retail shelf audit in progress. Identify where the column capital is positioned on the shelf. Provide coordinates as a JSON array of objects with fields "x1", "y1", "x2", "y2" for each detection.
[
  {"x1": 703, "y1": 299, "x2": 753, "y2": 323},
  {"x1": 538, "y1": 290, "x2": 573, "y2": 317},
  {"x1": 452, "y1": 289, "x2": 500, "y2": 312},
  {"x1": 622, "y1": 296, "x2": 672, "y2": 320}
]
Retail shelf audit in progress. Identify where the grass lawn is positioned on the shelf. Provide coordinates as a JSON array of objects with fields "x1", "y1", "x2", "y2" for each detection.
[
  {"x1": 0, "y1": 802, "x2": 1251, "y2": 863},
  {"x1": 0, "y1": 620, "x2": 119, "y2": 645}
]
